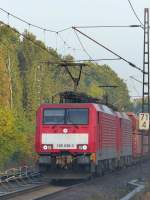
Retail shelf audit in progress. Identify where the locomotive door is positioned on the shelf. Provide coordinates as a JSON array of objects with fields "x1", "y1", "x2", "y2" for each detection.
[{"x1": 97, "y1": 112, "x2": 101, "y2": 151}]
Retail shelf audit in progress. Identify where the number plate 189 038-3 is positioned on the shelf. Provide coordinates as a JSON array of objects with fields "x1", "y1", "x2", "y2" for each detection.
[{"x1": 55, "y1": 144, "x2": 76, "y2": 149}]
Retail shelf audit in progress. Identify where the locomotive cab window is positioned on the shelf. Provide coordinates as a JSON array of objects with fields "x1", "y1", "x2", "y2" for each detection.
[
  {"x1": 43, "y1": 108, "x2": 88, "y2": 125},
  {"x1": 43, "y1": 109, "x2": 65, "y2": 124},
  {"x1": 66, "y1": 108, "x2": 88, "y2": 124}
]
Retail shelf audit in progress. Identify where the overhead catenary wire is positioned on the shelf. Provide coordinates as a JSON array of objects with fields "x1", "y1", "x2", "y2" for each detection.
[
  {"x1": 0, "y1": 7, "x2": 144, "y2": 60},
  {"x1": 0, "y1": 20, "x2": 100, "y2": 67},
  {"x1": 0, "y1": 20, "x2": 116, "y2": 67},
  {"x1": 129, "y1": 76, "x2": 142, "y2": 84},
  {"x1": 130, "y1": 96, "x2": 142, "y2": 98},
  {"x1": 0, "y1": 7, "x2": 72, "y2": 33},
  {"x1": 0, "y1": 7, "x2": 143, "y2": 32},
  {"x1": 72, "y1": 27, "x2": 143, "y2": 72},
  {"x1": 0, "y1": 7, "x2": 144, "y2": 72},
  {"x1": 7, "y1": 11, "x2": 9, "y2": 25},
  {"x1": 0, "y1": 7, "x2": 80, "y2": 53},
  {"x1": 58, "y1": 32, "x2": 71, "y2": 54},
  {"x1": 75, "y1": 58, "x2": 121, "y2": 62},
  {"x1": 74, "y1": 25, "x2": 142, "y2": 29},
  {"x1": 0, "y1": 21, "x2": 52, "y2": 54},
  {"x1": 127, "y1": 0, "x2": 144, "y2": 28},
  {"x1": 129, "y1": 78, "x2": 140, "y2": 96},
  {"x1": 57, "y1": 27, "x2": 72, "y2": 33},
  {"x1": 73, "y1": 29, "x2": 94, "y2": 60},
  {"x1": 0, "y1": 7, "x2": 56, "y2": 33},
  {"x1": 0, "y1": 20, "x2": 81, "y2": 57},
  {"x1": 57, "y1": 33, "x2": 82, "y2": 52},
  {"x1": 55, "y1": 32, "x2": 58, "y2": 51}
]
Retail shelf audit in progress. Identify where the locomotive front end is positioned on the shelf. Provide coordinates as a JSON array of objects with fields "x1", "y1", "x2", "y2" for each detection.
[{"x1": 35, "y1": 104, "x2": 96, "y2": 173}]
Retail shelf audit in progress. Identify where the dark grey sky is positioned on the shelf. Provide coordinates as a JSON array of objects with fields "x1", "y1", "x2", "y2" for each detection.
[{"x1": 0, "y1": 0, "x2": 150, "y2": 97}]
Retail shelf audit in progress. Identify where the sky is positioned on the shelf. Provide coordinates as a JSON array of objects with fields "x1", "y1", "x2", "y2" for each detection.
[{"x1": 0, "y1": 0, "x2": 150, "y2": 98}]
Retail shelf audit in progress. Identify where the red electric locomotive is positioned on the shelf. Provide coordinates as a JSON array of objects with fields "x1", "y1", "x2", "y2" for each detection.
[{"x1": 35, "y1": 101, "x2": 133, "y2": 176}]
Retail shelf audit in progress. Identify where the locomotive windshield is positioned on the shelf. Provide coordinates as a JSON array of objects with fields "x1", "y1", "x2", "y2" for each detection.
[{"x1": 43, "y1": 108, "x2": 88, "y2": 125}]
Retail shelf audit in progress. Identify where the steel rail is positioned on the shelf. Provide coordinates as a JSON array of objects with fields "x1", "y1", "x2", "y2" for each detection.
[
  {"x1": 33, "y1": 182, "x2": 86, "y2": 200},
  {"x1": 0, "y1": 182, "x2": 49, "y2": 200},
  {"x1": 0, "y1": 165, "x2": 44, "y2": 199}
]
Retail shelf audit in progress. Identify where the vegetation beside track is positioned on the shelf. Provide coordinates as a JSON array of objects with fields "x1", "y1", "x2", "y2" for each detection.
[
  {"x1": 0, "y1": 106, "x2": 35, "y2": 169},
  {"x1": 132, "y1": 182, "x2": 150, "y2": 200}
]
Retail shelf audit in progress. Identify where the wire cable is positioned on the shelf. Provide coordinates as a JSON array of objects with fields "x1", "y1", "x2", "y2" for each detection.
[
  {"x1": 0, "y1": 20, "x2": 102, "y2": 63},
  {"x1": 58, "y1": 32, "x2": 82, "y2": 52},
  {"x1": 74, "y1": 25, "x2": 142, "y2": 29},
  {"x1": 129, "y1": 78, "x2": 140, "y2": 96},
  {"x1": 127, "y1": 0, "x2": 144, "y2": 28},
  {"x1": 0, "y1": 21, "x2": 51, "y2": 54},
  {"x1": 0, "y1": 21, "x2": 96, "y2": 66},
  {"x1": 73, "y1": 29, "x2": 94, "y2": 60},
  {"x1": 0, "y1": 7, "x2": 72, "y2": 33},
  {"x1": 57, "y1": 27, "x2": 72, "y2": 33},
  {"x1": 0, "y1": 7, "x2": 56, "y2": 33},
  {"x1": 0, "y1": 6, "x2": 143, "y2": 71},
  {"x1": 75, "y1": 58, "x2": 121, "y2": 62},
  {"x1": 129, "y1": 75, "x2": 142, "y2": 84},
  {"x1": 73, "y1": 27, "x2": 143, "y2": 72}
]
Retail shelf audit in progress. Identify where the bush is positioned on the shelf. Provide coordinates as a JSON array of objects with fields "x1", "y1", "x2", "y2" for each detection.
[{"x1": 0, "y1": 106, "x2": 35, "y2": 169}]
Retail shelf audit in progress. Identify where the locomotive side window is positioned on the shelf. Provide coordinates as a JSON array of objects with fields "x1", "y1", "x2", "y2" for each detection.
[
  {"x1": 66, "y1": 109, "x2": 88, "y2": 124},
  {"x1": 43, "y1": 109, "x2": 65, "y2": 124},
  {"x1": 43, "y1": 108, "x2": 88, "y2": 125}
]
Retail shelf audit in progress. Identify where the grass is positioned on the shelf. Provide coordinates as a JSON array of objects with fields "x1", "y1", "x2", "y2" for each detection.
[{"x1": 132, "y1": 182, "x2": 150, "y2": 200}]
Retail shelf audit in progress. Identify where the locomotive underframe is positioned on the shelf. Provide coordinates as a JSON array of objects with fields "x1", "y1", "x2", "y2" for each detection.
[
  {"x1": 38, "y1": 152, "x2": 133, "y2": 176},
  {"x1": 38, "y1": 152, "x2": 92, "y2": 173}
]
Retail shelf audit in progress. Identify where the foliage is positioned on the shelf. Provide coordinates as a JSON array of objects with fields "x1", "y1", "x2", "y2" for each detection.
[
  {"x1": 78, "y1": 63, "x2": 132, "y2": 111},
  {"x1": 0, "y1": 107, "x2": 34, "y2": 168},
  {"x1": 0, "y1": 23, "x2": 22, "y2": 111}
]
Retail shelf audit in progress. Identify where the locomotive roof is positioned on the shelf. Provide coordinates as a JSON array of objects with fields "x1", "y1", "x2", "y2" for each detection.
[
  {"x1": 93, "y1": 104, "x2": 130, "y2": 120},
  {"x1": 116, "y1": 112, "x2": 131, "y2": 120},
  {"x1": 54, "y1": 91, "x2": 101, "y2": 103},
  {"x1": 93, "y1": 104, "x2": 116, "y2": 116}
]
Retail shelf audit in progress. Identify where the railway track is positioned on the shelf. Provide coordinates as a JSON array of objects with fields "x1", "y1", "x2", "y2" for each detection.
[
  {"x1": 0, "y1": 160, "x2": 149, "y2": 200},
  {"x1": 2, "y1": 183, "x2": 68, "y2": 200},
  {"x1": 0, "y1": 182, "x2": 49, "y2": 200},
  {"x1": 0, "y1": 165, "x2": 86, "y2": 200},
  {"x1": 33, "y1": 160, "x2": 150, "y2": 200},
  {"x1": 0, "y1": 165, "x2": 49, "y2": 199},
  {"x1": 0, "y1": 178, "x2": 85, "y2": 200},
  {"x1": 33, "y1": 182, "x2": 85, "y2": 200}
]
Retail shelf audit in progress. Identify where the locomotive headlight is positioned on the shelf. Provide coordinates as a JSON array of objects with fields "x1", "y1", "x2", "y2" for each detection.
[
  {"x1": 42, "y1": 144, "x2": 53, "y2": 150},
  {"x1": 82, "y1": 145, "x2": 88, "y2": 150},
  {"x1": 43, "y1": 145, "x2": 48, "y2": 150},
  {"x1": 78, "y1": 145, "x2": 88, "y2": 150}
]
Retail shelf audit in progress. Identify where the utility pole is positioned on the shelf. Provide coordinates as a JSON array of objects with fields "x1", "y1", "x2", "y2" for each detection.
[
  {"x1": 142, "y1": 8, "x2": 150, "y2": 114},
  {"x1": 141, "y1": 8, "x2": 150, "y2": 156}
]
